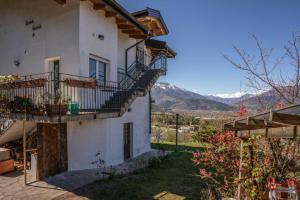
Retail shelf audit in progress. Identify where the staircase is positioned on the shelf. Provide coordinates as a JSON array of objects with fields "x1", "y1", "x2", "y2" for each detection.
[
  {"x1": 0, "y1": 119, "x2": 36, "y2": 145},
  {"x1": 0, "y1": 118, "x2": 14, "y2": 136},
  {"x1": 101, "y1": 54, "x2": 166, "y2": 116}
]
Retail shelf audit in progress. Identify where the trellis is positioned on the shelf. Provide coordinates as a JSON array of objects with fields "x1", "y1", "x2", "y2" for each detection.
[{"x1": 224, "y1": 103, "x2": 300, "y2": 199}]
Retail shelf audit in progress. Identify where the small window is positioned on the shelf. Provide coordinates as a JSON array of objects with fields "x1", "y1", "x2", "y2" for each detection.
[{"x1": 89, "y1": 56, "x2": 109, "y2": 83}]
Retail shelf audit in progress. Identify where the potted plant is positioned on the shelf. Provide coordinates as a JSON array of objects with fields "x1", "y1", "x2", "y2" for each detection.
[
  {"x1": 8, "y1": 96, "x2": 33, "y2": 113},
  {"x1": 0, "y1": 92, "x2": 8, "y2": 113},
  {"x1": 40, "y1": 91, "x2": 71, "y2": 115}
]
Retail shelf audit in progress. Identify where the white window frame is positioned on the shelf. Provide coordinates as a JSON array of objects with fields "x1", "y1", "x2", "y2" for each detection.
[{"x1": 89, "y1": 54, "x2": 110, "y2": 82}]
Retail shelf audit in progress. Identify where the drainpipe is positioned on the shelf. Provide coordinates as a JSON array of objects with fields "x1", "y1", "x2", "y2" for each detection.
[{"x1": 149, "y1": 91, "x2": 152, "y2": 135}]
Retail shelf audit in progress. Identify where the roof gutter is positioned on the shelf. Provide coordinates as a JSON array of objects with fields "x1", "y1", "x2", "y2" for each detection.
[{"x1": 101, "y1": 0, "x2": 149, "y2": 35}]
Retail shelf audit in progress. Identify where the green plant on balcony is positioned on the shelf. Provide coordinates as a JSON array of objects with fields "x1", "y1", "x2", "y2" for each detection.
[
  {"x1": 0, "y1": 75, "x2": 20, "y2": 83},
  {"x1": 8, "y1": 96, "x2": 33, "y2": 114},
  {"x1": 40, "y1": 91, "x2": 71, "y2": 115},
  {"x1": 0, "y1": 92, "x2": 8, "y2": 113}
]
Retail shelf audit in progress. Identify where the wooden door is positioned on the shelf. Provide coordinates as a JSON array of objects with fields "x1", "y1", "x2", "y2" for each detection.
[{"x1": 123, "y1": 123, "x2": 133, "y2": 160}]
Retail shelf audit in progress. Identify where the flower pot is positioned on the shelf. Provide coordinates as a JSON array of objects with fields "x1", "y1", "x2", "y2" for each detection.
[{"x1": 45, "y1": 104, "x2": 68, "y2": 115}]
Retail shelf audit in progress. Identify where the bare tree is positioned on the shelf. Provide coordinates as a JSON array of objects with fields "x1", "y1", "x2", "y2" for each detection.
[{"x1": 223, "y1": 33, "x2": 300, "y2": 109}]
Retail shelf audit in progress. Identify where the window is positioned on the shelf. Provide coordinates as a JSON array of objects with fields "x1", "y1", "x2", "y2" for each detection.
[
  {"x1": 89, "y1": 56, "x2": 109, "y2": 83},
  {"x1": 89, "y1": 58, "x2": 97, "y2": 78}
]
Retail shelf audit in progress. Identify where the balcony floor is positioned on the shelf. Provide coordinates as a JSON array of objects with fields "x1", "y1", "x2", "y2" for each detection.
[{"x1": 0, "y1": 111, "x2": 120, "y2": 123}]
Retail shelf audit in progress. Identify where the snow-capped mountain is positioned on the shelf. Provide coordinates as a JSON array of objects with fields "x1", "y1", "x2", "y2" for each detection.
[
  {"x1": 151, "y1": 83, "x2": 234, "y2": 111},
  {"x1": 205, "y1": 93, "x2": 256, "y2": 105},
  {"x1": 152, "y1": 82, "x2": 294, "y2": 112}
]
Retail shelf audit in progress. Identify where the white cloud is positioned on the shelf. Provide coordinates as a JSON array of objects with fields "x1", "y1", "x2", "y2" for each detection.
[
  {"x1": 212, "y1": 92, "x2": 248, "y2": 98},
  {"x1": 210, "y1": 90, "x2": 264, "y2": 98}
]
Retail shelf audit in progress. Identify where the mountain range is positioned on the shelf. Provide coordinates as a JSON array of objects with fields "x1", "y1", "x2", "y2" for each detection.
[{"x1": 151, "y1": 82, "x2": 281, "y2": 111}]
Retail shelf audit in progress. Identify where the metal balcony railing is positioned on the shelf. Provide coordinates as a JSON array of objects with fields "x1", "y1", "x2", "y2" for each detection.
[
  {"x1": 0, "y1": 72, "x2": 125, "y2": 116},
  {"x1": 0, "y1": 49, "x2": 168, "y2": 119}
]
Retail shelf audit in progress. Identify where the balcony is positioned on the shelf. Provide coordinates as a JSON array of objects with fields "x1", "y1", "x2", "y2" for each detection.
[{"x1": 0, "y1": 54, "x2": 167, "y2": 122}]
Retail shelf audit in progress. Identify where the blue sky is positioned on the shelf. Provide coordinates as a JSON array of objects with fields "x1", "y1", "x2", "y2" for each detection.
[{"x1": 118, "y1": 0, "x2": 300, "y2": 96}]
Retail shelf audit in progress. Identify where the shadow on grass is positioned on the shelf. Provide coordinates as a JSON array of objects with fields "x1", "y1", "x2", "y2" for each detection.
[
  {"x1": 54, "y1": 143, "x2": 220, "y2": 200},
  {"x1": 151, "y1": 142, "x2": 206, "y2": 152}
]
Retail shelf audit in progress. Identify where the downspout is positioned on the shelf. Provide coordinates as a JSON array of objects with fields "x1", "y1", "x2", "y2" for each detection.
[{"x1": 149, "y1": 91, "x2": 152, "y2": 135}]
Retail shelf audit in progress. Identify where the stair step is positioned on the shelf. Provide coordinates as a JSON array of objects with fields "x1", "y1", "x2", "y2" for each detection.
[{"x1": 102, "y1": 69, "x2": 162, "y2": 115}]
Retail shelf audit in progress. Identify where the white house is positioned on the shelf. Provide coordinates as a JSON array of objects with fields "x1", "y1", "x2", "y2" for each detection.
[{"x1": 0, "y1": 0, "x2": 175, "y2": 179}]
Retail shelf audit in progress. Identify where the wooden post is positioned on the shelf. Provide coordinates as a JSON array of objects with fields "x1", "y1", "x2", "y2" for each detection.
[
  {"x1": 23, "y1": 120, "x2": 27, "y2": 185},
  {"x1": 237, "y1": 139, "x2": 244, "y2": 200},
  {"x1": 293, "y1": 126, "x2": 297, "y2": 140},
  {"x1": 175, "y1": 114, "x2": 179, "y2": 150}
]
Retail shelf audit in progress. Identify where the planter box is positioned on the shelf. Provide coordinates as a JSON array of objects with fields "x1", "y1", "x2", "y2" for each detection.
[
  {"x1": 0, "y1": 148, "x2": 10, "y2": 162},
  {"x1": 64, "y1": 79, "x2": 96, "y2": 88},
  {"x1": 46, "y1": 104, "x2": 68, "y2": 115},
  {"x1": 0, "y1": 78, "x2": 47, "y2": 89},
  {"x1": 0, "y1": 159, "x2": 14, "y2": 175}
]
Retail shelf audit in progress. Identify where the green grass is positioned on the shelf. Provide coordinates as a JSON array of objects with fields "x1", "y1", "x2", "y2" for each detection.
[{"x1": 75, "y1": 143, "x2": 219, "y2": 200}]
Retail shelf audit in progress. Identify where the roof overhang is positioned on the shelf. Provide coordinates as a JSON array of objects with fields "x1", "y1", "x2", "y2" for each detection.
[
  {"x1": 53, "y1": 0, "x2": 149, "y2": 39},
  {"x1": 145, "y1": 39, "x2": 176, "y2": 58},
  {"x1": 132, "y1": 7, "x2": 169, "y2": 37},
  {"x1": 224, "y1": 104, "x2": 300, "y2": 138}
]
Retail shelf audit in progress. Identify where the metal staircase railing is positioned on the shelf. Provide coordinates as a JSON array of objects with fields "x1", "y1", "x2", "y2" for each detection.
[{"x1": 118, "y1": 48, "x2": 167, "y2": 91}]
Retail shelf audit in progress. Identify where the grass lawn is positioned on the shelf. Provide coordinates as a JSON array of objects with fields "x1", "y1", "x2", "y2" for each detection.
[{"x1": 57, "y1": 142, "x2": 218, "y2": 200}]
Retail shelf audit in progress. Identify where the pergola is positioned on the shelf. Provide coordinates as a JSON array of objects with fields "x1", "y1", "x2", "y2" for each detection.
[
  {"x1": 224, "y1": 104, "x2": 300, "y2": 138},
  {"x1": 224, "y1": 104, "x2": 300, "y2": 199}
]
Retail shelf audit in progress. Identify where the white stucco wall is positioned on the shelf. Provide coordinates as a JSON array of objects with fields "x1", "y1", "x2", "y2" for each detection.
[
  {"x1": 117, "y1": 30, "x2": 137, "y2": 70},
  {"x1": 0, "y1": 0, "x2": 80, "y2": 76},
  {"x1": 1, "y1": 0, "x2": 152, "y2": 172},
  {"x1": 79, "y1": 1, "x2": 137, "y2": 81},
  {"x1": 67, "y1": 94, "x2": 151, "y2": 171}
]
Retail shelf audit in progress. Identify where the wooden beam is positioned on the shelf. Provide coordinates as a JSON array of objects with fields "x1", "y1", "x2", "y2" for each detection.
[
  {"x1": 105, "y1": 11, "x2": 117, "y2": 18},
  {"x1": 270, "y1": 112, "x2": 300, "y2": 125},
  {"x1": 129, "y1": 34, "x2": 146, "y2": 39},
  {"x1": 247, "y1": 117, "x2": 266, "y2": 129},
  {"x1": 223, "y1": 123, "x2": 234, "y2": 130},
  {"x1": 122, "y1": 29, "x2": 141, "y2": 34},
  {"x1": 53, "y1": 0, "x2": 66, "y2": 5},
  {"x1": 116, "y1": 18, "x2": 127, "y2": 24},
  {"x1": 118, "y1": 24, "x2": 135, "y2": 29},
  {"x1": 234, "y1": 121, "x2": 254, "y2": 130},
  {"x1": 93, "y1": 3, "x2": 106, "y2": 10}
]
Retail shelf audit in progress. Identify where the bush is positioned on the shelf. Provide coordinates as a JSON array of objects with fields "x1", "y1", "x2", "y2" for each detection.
[{"x1": 148, "y1": 157, "x2": 162, "y2": 169}]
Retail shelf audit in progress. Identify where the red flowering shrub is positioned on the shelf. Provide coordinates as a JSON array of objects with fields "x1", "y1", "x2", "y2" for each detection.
[
  {"x1": 192, "y1": 131, "x2": 241, "y2": 196},
  {"x1": 275, "y1": 101, "x2": 285, "y2": 109},
  {"x1": 235, "y1": 104, "x2": 248, "y2": 118}
]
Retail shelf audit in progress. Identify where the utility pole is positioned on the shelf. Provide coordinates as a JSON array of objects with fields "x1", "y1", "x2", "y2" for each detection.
[{"x1": 175, "y1": 114, "x2": 179, "y2": 151}]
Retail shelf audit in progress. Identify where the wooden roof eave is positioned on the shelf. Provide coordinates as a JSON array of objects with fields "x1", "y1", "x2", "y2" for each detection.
[
  {"x1": 53, "y1": 0, "x2": 149, "y2": 39},
  {"x1": 132, "y1": 8, "x2": 169, "y2": 37}
]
